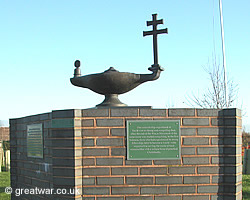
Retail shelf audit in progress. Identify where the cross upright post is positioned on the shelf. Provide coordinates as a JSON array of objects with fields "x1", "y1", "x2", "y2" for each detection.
[{"x1": 143, "y1": 14, "x2": 168, "y2": 67}]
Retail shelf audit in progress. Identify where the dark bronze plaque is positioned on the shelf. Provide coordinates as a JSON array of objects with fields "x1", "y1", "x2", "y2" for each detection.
[
  {"x1": 27, "y1": 123, "x2": 43, "y2": 158},
  {"x1": 127, "y1": 120, "x2": 180, "y2": 160}
]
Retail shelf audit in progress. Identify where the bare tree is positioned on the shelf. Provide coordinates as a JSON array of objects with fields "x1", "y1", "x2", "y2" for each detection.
[
  {"x1": 242, "y1": 128, "x2": 250, "y2": 148},
  {"x1": 186, "y1": 57, "x2": 238, "y2": 109}
]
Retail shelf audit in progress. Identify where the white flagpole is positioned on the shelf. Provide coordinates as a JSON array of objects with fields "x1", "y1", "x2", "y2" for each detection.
[{"x1": 219, "y1": 0, "x2": 228, "y2": 107}]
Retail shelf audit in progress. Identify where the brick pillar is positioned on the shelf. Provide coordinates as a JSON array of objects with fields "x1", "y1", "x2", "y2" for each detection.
[
  {"x1": 220, "y1": 109, "x2": 242, "y2": 200},
  {"x1": 51, "y1": 109, "x2": 83, "y2": 199}
]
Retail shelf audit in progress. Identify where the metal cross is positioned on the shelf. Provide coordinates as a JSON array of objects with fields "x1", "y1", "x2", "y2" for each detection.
[{"x1": 143, "y1": 14, "x2": 168, "y2": 66}]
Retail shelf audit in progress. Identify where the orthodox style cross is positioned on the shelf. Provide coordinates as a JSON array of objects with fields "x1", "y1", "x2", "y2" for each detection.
[{"x1": 143, "y1": 14, "x2": 168, "y2": 66}]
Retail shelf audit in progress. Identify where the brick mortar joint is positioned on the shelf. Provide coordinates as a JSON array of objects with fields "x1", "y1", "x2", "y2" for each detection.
[
  {"x1": 182, "y1": 116, "x2": 213, "y2": 118},
  {"x1": 195, "y1": 109, "x2": 198, "y2": 117}
]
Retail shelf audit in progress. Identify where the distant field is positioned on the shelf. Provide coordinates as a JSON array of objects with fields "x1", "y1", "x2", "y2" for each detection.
[{"x1": 0, "y1": 172, "x2": 249, "y2": 199}]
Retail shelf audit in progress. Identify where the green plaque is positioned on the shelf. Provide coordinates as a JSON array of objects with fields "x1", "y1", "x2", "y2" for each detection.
[
  {"x1": 52, "y1": 119, "x2": 74, "y2": 128},
  {"x1": 27, "y1": 123, "x2": 43, "y2": 158},
  {"x1": 127, "y1": 120, "x2": 180, "y2": 160}
]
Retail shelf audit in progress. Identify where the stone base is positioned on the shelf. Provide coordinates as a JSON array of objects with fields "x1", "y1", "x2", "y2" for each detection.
[{"x1": 10, "y1": 108, "x2": 242, "y2": 199}]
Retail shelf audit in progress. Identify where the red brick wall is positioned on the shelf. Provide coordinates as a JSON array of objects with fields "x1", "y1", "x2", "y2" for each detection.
[
  {"x1": 79, "y1": 108, "x2": 242, "y2": 200},
  {"x1": 10, "y1": 108, "x2": 242, "y2": 200}
]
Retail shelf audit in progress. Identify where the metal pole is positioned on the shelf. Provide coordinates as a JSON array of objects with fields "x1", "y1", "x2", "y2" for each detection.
[{"x1": 219, "y1": 0, "x2": 228, "y2": 107}]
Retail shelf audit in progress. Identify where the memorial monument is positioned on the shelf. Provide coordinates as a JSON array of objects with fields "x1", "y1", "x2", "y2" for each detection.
[
  {"x1": 10, "y1": 14, "x2": 242, "y2": 200},
  {"x1": 70, "y1": 13, "x2": 167, "y2": 107}
]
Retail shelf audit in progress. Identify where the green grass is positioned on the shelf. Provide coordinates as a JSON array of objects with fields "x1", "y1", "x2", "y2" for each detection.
[
  {"x1": 0, "y1": 172, "x2": 11, "y2": 200},
  {"x1": 0, "y1": 172, "x2": 249, "y2": 199},
  {"x1": 243, "y1": 174, "x2": 250, "y2": 200}
]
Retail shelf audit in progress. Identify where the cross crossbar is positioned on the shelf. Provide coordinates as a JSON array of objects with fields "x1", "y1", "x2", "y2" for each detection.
[
  {"x1": 147, "y1": 19, "x2": 163, "y2": 26},
  {"x1": 143, "y1": 28, "x2": 168, "y2": 37},
  {"x1": 143, "y1": 13, "x2": 168, "y2": 66}
]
